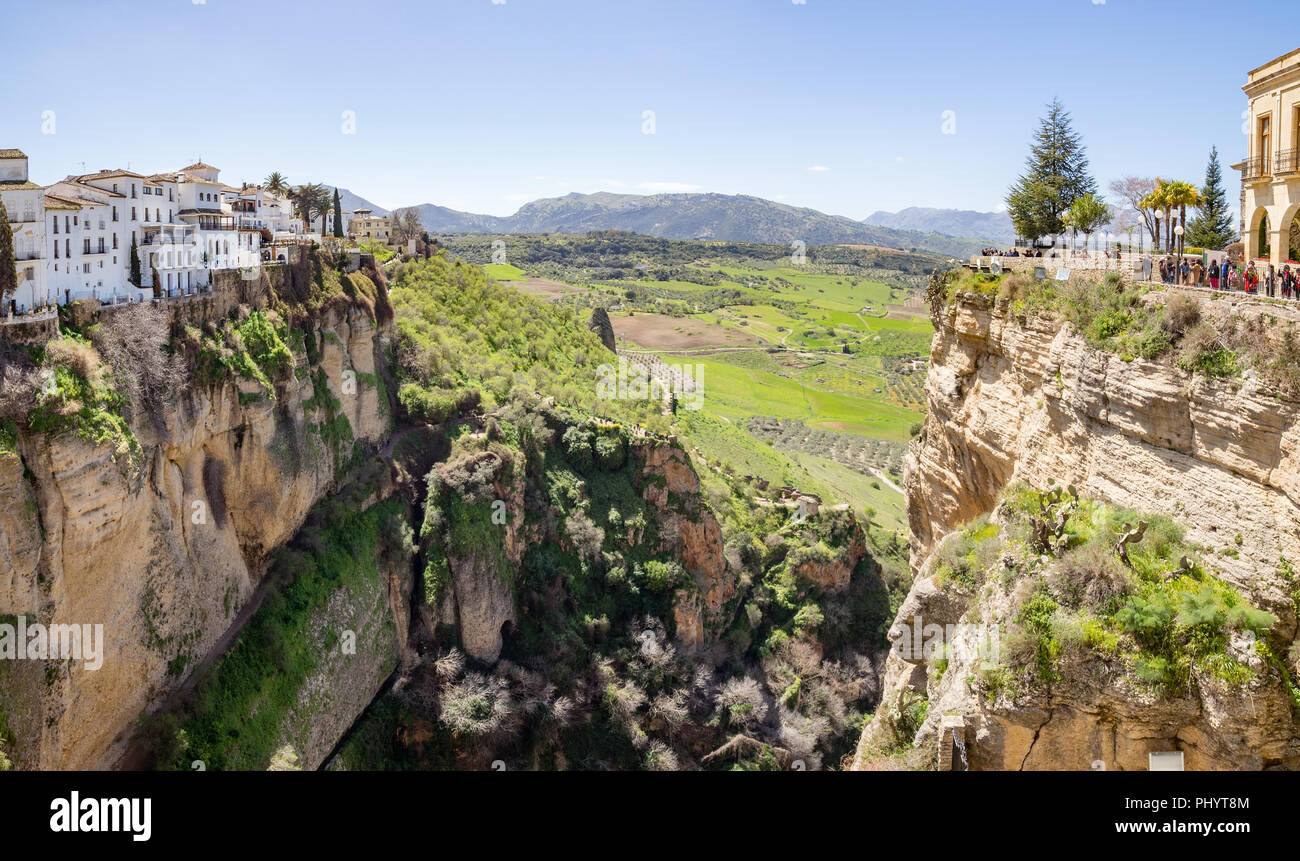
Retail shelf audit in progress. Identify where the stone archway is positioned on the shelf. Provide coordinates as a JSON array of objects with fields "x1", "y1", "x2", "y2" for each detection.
[
  {"x1": 1284, "y1": 203, "x2": 1300, "y2": 264},
  {"x1": 1249, "y1": 207, "x2": 1271, "y2": 260}
]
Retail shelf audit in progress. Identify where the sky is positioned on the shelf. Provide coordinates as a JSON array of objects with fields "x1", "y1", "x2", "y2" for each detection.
[{"x1": 3, "y1": 0, "x2": 1295, "y2": 220}]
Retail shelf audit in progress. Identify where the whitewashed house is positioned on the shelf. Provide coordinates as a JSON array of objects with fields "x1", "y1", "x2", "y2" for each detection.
[{"x1": 0, "y1": 149, "x2": 48, "y2": 314}]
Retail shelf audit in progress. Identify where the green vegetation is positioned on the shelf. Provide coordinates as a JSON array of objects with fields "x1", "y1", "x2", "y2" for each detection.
[
  {"x1": 388, "y1": 253, "x2": 663, "y2": 430},
  {"x1": 957, "y1": 484, "x2": 1282, "y2": 699},
  {"x1": 162, "y1": 490, "x2": 407, "y2": 770},
  {"x1": 27, "y1": 332, "x2": 140, "y2": 464}
]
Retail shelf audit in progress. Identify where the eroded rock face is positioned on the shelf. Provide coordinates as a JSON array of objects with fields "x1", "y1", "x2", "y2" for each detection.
[
  {"x1": 639, "y1": 442, "x2": 732, "y2": 651},
  {"x1": 859, "y1": 294, "x2": 1300, "y2": 771},
  {"x1": 910, "y1": 295, "x2": 1300, "y2": 624},
  {"x1": 0, "y1": 306, "x2": 391, "y2": 770}
]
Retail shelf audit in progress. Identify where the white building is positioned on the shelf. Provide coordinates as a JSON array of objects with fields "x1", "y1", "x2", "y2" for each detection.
[
  {"x1": 4, "y1": 151, "x2": 307, "y2": 313},
  {"x1": 0, "y1": 149, "x2": 48, "y2": 314}
]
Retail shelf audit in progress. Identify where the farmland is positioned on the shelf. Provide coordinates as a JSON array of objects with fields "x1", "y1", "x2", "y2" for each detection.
[{"x1": 440, "y1": 232, "x2": 938, "y2": 540}]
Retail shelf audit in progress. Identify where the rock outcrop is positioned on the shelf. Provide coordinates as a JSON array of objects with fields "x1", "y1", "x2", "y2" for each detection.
[
  {"x1": 858, "y1": 291, "x2": 1300, "y2": 771},
  {"x1": 0, "y1": 305, "x2": 392, "y2": 770},
  {"x1": 909, "y1": 292, "x2": 1300, "y2": 622}
]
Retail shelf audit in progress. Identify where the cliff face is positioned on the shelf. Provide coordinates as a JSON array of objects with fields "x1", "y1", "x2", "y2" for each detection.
[
  {"x1": 0, "y1": 305, "x2": 392, "y2": 770},
  {"x1": 909, "y1": 293, "x2": 1300, "y2": 623},
  {"x1": 860, "y1": 292, "x2": 1300, "y2": 771}
]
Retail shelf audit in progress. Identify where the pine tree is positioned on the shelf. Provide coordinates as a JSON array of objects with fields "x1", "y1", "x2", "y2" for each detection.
[
  {"x1": 1006, "y1": 99, "x2": 1098, "y2": 240},
  {"x1": 130, "y1": 235, "x2": 142, "y2": 286},
  {"x1": 1185, "y1": 147, "x2": 1237, "y2": 250},
  {"x1": 0, "y1": 200, "x2": 16, "y2": 305},
  {"x1": 332, "y1": 188, "x2": 344, "y2": 238}
]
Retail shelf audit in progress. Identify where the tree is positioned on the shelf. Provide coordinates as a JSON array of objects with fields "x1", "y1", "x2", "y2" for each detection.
[
  {"x1": 1163, "y1": 180, "x2": 1201, "y2": 253},
  {"x1": 1141, "y1": 181, "x2": 1173, "y2": 252},
  {"x1": 264, "y1": 172, "x2": 289, "y2": 196},
  {"x1": 129, "y1": 234, "x2": 142, "y2": 286},
  {"x1": 0, "y1": 201, "x2": 16, "y2": 306},
  {"x1": 1185, "y1": 147, "x2": 1237, "y2": 250},
  {"x1": 1109, "y1": 176, "x2": 1157, "y2": 247},
  {"x1": 1006, "y1": 99, "x2": 1098, "y2": 241},
  {"x1": 392, "y1": 207, "x2": 423, "y2": 245},
  {"x1": 289, "y1": 183, "x2": 330, "y2": 234},
  {"x1": 332, "y1": 188, "x2": 344, "y2": 237},
  {"x1": 1062, "y1": 193, "x2": 1112, "y2": 251}
]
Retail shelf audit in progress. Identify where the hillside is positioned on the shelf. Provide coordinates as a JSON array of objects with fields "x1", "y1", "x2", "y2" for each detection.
[
  {"x1": 863, "y1": 207, "x2": 1016, "y2": 245},
  {"x1": 400, "y1": 192, "x2": 990, "y2": 258}
]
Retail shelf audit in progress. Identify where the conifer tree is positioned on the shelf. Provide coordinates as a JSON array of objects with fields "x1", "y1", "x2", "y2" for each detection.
[
  {"x1": 0, "y1": 201, "x2": 16, "y2": 305},
  {"x1": 333, "y1": 188, "x2": 344, "y2": 238},
  {"x1": 130, "y1": 234, "x2": 142, "y2": 285},
  {"x1": 1185, "y1": 147, "x2": 1237, "y2": 250},
  {"x1": 1006, "y1": 99, "x2": 1098, "y2": 240}
]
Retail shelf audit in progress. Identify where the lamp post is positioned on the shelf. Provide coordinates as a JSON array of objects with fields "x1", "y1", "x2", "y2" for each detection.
[
  {"x1": 1153, "y1": 210, "x2": 1162, "y2": 254},
  {"x1": 1175, "y1": 223, "x2": 1185, "y2": 284}
]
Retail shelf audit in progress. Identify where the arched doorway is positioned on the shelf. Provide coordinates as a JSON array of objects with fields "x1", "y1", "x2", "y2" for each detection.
[
  {"x1": 1250, "y1": 208, "x2": 1271, "y2": 260},
  {"x1": 1288, "y1": 207, "x2": 1300, "y2": 264}
]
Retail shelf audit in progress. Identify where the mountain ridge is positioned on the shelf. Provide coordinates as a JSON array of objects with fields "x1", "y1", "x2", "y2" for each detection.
[{"x1": 388, "y1": 191, "x2": 992, "y2": 257}]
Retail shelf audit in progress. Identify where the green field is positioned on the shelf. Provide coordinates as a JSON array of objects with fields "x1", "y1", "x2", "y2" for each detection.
[
  {"x1": 482, "y1": 262, "x2": 528, "y2": 281},
  {"x1": 443, "y1": 235, "x2": 936, "y2": 540}
]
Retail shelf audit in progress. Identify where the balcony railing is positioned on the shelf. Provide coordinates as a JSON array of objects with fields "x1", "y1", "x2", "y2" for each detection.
[
  {"x1": 1276, "y1": 149, "x2": 1300, "y2": 176},
  {"x1": 1241, "y1": 155, "x2": 1272, "y2": 181}
]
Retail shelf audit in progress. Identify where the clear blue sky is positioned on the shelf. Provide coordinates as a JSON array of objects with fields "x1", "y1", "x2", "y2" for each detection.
[{"x1": 4, "y1": 0, "x2": 1294, "y2": 219}]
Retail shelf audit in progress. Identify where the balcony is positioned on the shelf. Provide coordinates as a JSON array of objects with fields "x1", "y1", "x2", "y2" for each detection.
[
  {"x1": 1277, "y1": 149, "x2": 1300, "y2": 177},
  {"x1": 1241, "y1": 155, "x2": 1272, "y2": 182}
]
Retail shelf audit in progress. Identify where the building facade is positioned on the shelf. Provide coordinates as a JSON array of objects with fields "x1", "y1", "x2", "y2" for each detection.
[
  {"x1": 348, "y1": 208, "x2": 392, "y2": 242},
  {"x1": 1238, "y1": 47, "x2": 1300, "y2": 265}
]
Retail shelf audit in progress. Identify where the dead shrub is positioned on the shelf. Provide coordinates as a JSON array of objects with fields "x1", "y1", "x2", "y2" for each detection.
[
  {"x1": 1162, "y1": 293, "x2": 1201, "y2": 337},
  {"x1": 44, "y1": 337, "x2": 100, "y2": 379},
  {"x1": 1047, "y1": 541, "x2": 1132, "y2": 611},
  {"x1": 92, "y1": 302, "x2": 187, "y2": 430}
]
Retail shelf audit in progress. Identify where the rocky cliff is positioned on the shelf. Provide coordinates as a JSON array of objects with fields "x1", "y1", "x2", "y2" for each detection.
[
  {"x1": 857, "y1": 288, "x2": 1300, "y2": 771},
  {"x1": 0, "y1": 300, "x2": 393, "y2": 770}
]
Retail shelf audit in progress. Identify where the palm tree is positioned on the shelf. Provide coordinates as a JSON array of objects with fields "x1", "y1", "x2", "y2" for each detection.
[
  {"x1": 289, "y1": 183, "x2": 328, "y2": 234},
  {"x1": 1164, "y1": 181, "x2": 1201, "y2": 249},
  {"x1": 1142, "y1": 180, "x2": 1173, "y2": 252},
  {"x1": 264, "y1": 172, "x2": 289, "y2": 197}
]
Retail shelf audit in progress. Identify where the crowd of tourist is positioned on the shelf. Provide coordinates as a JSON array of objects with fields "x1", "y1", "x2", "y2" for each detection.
[
  {"x1": 1151, "y1": 255, "x2": 1300, "y2": 299},
  {"x1": 980, "y1": 247, "x2": 1046, "y2": 258}
]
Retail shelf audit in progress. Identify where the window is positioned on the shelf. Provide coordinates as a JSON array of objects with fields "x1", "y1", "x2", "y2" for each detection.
[
  {"x1": 113, "y1": 234, "x2": 117, "y2": 250},
  {"x1": 131, "y1": 184, "x2": 137, "y2": 198},
  {"x1": 1260, "y1": 114, "x2": 1272, "y2": 172},
  {"x1": 73, "y1": 215, "x2": 78, "y2": 226},
  {"x1": 65, "y1": 239, "x2": 70, "y2": 256},
  {"x1": 54, "y1": 242, "x2": 59, "y2": 259},
  {"x1": 112, "y1": 184, "x2": 118, "y2": 193},
  {"x1": 52, "y1": 216, "x2": 58, "y2": 234},
  {"x1": 169, "y1": 189, "x2": 173, "y2": 201},
  {"x1": 112, "y1": 206, "x2": 118, "y2": 222},
  {"x1": 131, "y1": 207, "x2": 136, "y2": 221}
]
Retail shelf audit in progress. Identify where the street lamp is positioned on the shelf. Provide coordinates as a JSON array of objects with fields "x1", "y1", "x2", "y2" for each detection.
[
  {"x1": 1153, "y1": 210, "x2": 1163, "y2": 253},
  {"x1": 1175, "y1": 223, "x2": 1185, "y2": 283}
]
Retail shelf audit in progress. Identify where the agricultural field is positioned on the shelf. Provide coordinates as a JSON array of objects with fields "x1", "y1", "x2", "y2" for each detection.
[{"x1": 457, "y1": 233, "x2": 940, "y2": 539}]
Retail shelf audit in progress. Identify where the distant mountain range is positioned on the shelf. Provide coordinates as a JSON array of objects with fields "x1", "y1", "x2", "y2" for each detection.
[
  {"x1": 334, "y1": 188, "x2": 389, "y2": 217},
  {"x1": 383, "y1": 192, "x2": 993, "y2": 258},
  {"x1": 864, "y1": 207, "x2": 1016, "y2": 245}
]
